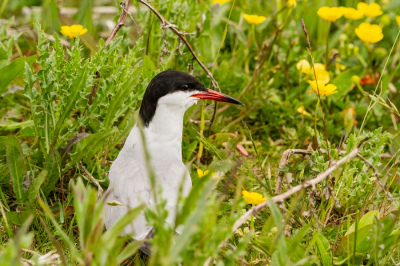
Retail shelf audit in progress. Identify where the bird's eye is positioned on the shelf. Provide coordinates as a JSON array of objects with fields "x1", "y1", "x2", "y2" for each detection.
[{"x1": 182, "y1": 84, "x2": 189, "y2": 89}]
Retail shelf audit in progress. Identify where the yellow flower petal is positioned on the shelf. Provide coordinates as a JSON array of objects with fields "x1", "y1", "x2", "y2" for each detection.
[
  {"x1": 357, "y1": 2, "x2": 382, "y2": 18},
  {"x1": 355, "y1": 23, "x2": 383, "y2": 45},
  {"x1": 308, "y1": 81, "x2": 338, "y2": 96},
  {"x1": 243, "y1": 14, "x2": 267, "y2": 25},
  {"x1": 60, "y1": 25, "x2": 87, "y2": 39},
  {"x1": 197, "y1": 169, "x2": 209, "y2": 178},
  {"x1": 308, "y1": 63, "x2": 330, "y2": 84},
  {"x1": 287, "y1": 0, "x2": 296, "y2": 8},
  {"x1": 342, "y1": 7, "x2": 364, "y2": 20},
  {"x1": 297, "y1": 106, "x2": 313, "y2": 117},
  {"x1": 317, "y1": 6, "x2": 343, "y2": 22},
  {"x1": 212, "y1": 0, "x2": 231, "y2": 5},
  {"x1": 242, "y1": 191, "x2": 266, "y2": 205},
  {"x1": 296, "y1": 59, "x2": 310, "y2": 74},
  {"x1": 396, "y1": 16, "x2": 400, "y2": 28}
]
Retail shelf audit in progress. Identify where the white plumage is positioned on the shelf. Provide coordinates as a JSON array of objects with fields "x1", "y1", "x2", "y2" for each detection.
[{"x1": 105, "y1": 91, "x2": 198, "y2": 240}]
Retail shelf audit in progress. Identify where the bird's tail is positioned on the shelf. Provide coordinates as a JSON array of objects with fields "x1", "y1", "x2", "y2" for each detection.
[{"x1": 139, "y1": 228, "x2": 154, "y2": 256}]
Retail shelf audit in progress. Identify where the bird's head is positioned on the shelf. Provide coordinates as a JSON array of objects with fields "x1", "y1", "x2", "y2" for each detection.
[{"x1": 139, "y1": 70, "x2": 242, "y2": 127}]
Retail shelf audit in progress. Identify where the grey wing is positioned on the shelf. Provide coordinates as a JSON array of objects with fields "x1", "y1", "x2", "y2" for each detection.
[{"x1": 104, "y1": 155, "x2": 153, "y2": 240}]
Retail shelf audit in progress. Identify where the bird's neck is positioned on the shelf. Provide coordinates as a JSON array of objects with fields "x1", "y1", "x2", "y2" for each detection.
[
  {"x1": 144, "y1": 103, "x2": 186, "y2": 146},
  {"x1": 123, "y1": 102, "x2": 187, "y2": 162}
]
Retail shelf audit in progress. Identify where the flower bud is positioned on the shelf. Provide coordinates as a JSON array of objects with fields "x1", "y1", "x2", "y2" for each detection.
[
  {"x1": 380, "y1": 15, "x2": 391, "y2": 27},
  {"x1": 351, "y1": 75, "x2": 360, "y2": 84},
  {"x1": 353, "y1": 46, "x2": 359, "y2": 55},
  {"x1": 374, "y1": 47, "x2": 387, "y2": 61},
  {"x1": 339, "y1": 33, "x2": 347, "y2": 41},
  {"x1": 271, "y1": 227, "x2": 278, "y2": 234}
]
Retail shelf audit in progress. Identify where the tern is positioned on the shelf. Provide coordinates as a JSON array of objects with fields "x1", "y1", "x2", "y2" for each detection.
[{"x1": 104, "y1": 70, "x2": 242, "y2": 253}]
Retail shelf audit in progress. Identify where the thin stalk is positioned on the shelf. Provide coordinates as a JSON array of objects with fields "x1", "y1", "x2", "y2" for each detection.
[
  {"x1": 251, "y1": 214, "x2": 255, "y2": 238},
  {"x1": 0, "y1": 0, "x2": 9, "y2": 17},
  {"x1": 197, "y1": 101, "x2": 205, "y2": 166},
  {"x1": 314, "y1": 98, "x2": 320, "y2": 137},
  {"x1": 357, "y1": 29, "x2": 400, "y2": 137},
  {"x1": 325, "y1": 21, "x2": 331, "y2": 67},
  {"x1": 301, "y1": 19, "x2": 331, "y2": 164}
]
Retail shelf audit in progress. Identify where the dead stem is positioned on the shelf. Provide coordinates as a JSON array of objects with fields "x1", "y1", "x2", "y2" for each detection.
[{"x1": 301, "y1": 18, "x2": 331, "y2": 165}]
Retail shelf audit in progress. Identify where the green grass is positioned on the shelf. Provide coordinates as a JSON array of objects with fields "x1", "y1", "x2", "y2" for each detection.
[{"x1": 0, "y1": 0, "x2": 400, "y2": 265}]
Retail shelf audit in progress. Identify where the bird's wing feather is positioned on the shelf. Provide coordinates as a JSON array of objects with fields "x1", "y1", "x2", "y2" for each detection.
[{"x1": 105, "y1": 154, "x2": 153, "y2": 240}]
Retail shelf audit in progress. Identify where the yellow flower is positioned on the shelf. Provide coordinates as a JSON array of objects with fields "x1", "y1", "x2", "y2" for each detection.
[
  {"x1": 60, "y1": 25, "x2": 87, "y2": 39},
  {"x1": 297, "y1": 106, "x2": 312, "y2": 117},
  {"x1": 287, "y1": 0, "x2": 296, "y2": 8},
  {"x1": 357, "y1": 2, "x2": 383, "y2": 18},
  {"x1": 335, "y1": 58, "x2": 346, "y2": 71},
  {"x1": 242, "y1": 191, "x2": 266, "y2": 205},
  {"x1": 311, "y1": 63, "x2": 330, "y2": 84},
  {"x1": 212, "y1": 172, "x2": 223, "y2": 180},
  {"x1": 197, "y1": 169, "x2": 209, "y2": 178},
  {"x1": 396, "y1": 16, "x2": 400, "y2": 28},
  {"x1": 296, "y1": 59, "x2": 310, "y2": 74},
  {"x1": 355, "y1": 23, "x2": 383, "y2": 45},
  {"x1": 342, "y1": 7, "x2": 364, "y2": 20},
  {"x1": 243, "y1": 14, "x2": 267, "y2": 25},
  {"x1": 317, "y1": 6, "x2": 343, "y2": 22},
  {"x1": 212, "y1": 0, "x2": 231, "y2": 5},
  {"x1": 308, "y1": 81, "x2": 338, "y2": 96}
]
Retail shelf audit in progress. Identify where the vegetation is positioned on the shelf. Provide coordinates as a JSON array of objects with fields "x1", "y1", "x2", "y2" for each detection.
[{"x1": 0, "y1": 0, "x2": 399, "y2": 265}]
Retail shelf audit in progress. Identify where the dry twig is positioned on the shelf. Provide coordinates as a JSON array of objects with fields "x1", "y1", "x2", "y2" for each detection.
[
  {"x1": 204, "y1": 147, "x2": 360, "y2": 266},
  {"x1": 79, "y1": 163, "x2": 104, "y2": 201},
  {"x1": 137, "y1": 0, "x2": 220, "y2": 91},
  {"x1": 275, "y1": 149, "x2": 312, "y2": 194}
]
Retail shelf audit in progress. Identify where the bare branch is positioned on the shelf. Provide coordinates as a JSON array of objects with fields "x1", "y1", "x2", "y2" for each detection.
[
  {"x1": 204, "y1": 148, "x2": 360, "y2": 266},
  {"x1": 232, "y1": 148, "x2": 359, "y2": 232},
  {"x1": 137, "y1": 0, "x2": 220, "y2": 91},
  {"x1": 275, "y1": 149, "x2": 312, "y2": 194},
  {"x1": 104, "y1": 0, "x2": 132, "y2": 49},
  {"x1": 79, "y1": 163, "x2": 104, "y2": 201}
]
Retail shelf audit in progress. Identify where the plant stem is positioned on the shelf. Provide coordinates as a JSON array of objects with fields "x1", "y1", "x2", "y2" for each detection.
[
  {"x1": 251, "y1": 213, "x2": 255, "y2": 239},
  {"x1": 314, "y1": 98, "x2": 320, "y2": 137},
  {"x1": 325, "y1": 21, "x2": 331, "y2": 67},
  {"x1": 197, "y1": 101, "x2": 205, "y2": 166}
]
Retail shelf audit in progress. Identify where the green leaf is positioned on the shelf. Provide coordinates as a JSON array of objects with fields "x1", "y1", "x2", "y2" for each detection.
[
  {"x1": 346, "y1": 210, "x2": 378, "y2": 236},
  {"x1": 0, "y1": 41, "x2": 7, "y2": 61},
  {"x1": 6, "y1": 136, "x2": 27, "y2": 201},
  {"x1": 41, "y1": 151, "x2": 61, "y2": 197},
  {"x1": 143, "y1": 55, "x2": 156, "y2": 81},
  {"x1": 66, "y1": 128, "x2": 118, "y2": 170},
  {"x1": 103, "y1": 75, "x2": 135, "y2": 128},
  {"x1": 5, "y1": 210, "x2": 35, "y2": 226},
  {"x1": 0, "y1": 55, "x2": 36, "y2": 93},
  {"x1": 53, "y1": 67, "x2": 88, "y2": 147},
  {"x1": 315, "y1": 232, "x2": 332, "y2": 266},
  {"x1": 33, "y1": 20, "x2": 46, "y2": 48},
  {"x1": 28, "y1": 170, "x2": 47, "y2": 204}
]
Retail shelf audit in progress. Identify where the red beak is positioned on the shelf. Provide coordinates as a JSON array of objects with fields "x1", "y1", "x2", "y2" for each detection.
[{"x1": 191, "y1": 89, "x2": 243, "y2": 105}]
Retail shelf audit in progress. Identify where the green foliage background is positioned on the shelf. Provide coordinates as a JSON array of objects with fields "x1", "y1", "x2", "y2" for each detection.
[{"x1": 0, "y1": 0, "x2": 399, "y2": 265}]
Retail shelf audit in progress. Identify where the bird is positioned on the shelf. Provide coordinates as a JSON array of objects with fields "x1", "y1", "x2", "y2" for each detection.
[{"x1": 104, "y1": 70, "x2": 242, "y2": 254}]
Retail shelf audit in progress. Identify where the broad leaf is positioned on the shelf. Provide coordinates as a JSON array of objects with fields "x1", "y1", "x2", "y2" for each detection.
[
  {"x1": 6, "y1": 136, "x2": 27, "y2": 201},
  {"x1": 28, "y1": 170, "x2": 47, "y2": 204}
]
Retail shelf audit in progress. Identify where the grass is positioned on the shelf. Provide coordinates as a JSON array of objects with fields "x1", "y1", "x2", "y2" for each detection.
[{"x1": 0, "y1": 0, "x2": 400, "y2": 265}]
